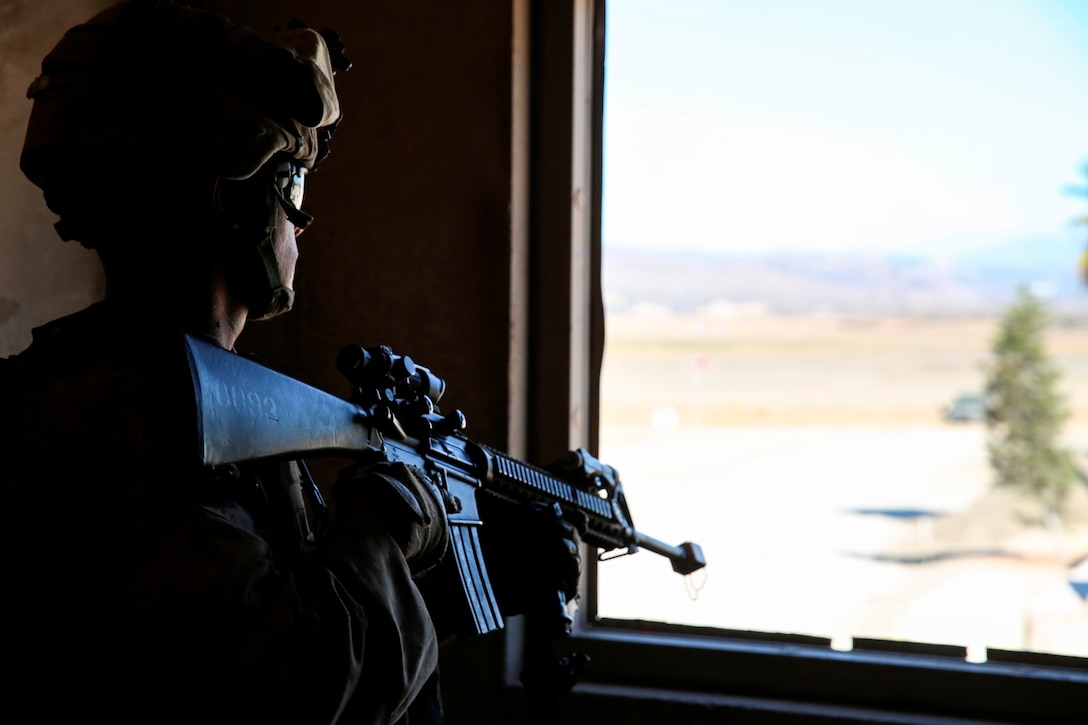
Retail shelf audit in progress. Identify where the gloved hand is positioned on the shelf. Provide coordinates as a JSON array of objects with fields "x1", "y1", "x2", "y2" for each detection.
[
  {"x1": 478, "y1": 495, "x2": 584, "y2": 628},
  {"x1": 333, "y1": 461, "x2": 449, "y2": 575}
]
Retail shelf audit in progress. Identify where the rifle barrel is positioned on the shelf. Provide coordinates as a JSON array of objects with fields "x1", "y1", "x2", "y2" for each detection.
[{"x1": 633, "y1": 532, "x2": 706, "y2": 576}]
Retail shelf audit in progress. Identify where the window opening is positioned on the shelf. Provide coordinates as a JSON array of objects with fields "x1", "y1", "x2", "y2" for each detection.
[{"x1": 596, "y1": 0, "x2": 1088, "y2": 663}]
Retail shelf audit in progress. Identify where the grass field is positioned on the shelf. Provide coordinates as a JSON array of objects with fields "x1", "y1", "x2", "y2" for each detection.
[{"x1": 595, "y1": 313, "x2": 1088, "y2": 658}]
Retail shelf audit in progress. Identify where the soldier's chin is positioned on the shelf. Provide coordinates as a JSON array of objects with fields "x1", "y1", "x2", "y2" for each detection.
[{"x1": 251, "y1": 286, "x2": 295, "y2": 321}]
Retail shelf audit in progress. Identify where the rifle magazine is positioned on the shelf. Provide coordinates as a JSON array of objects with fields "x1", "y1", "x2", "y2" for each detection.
[{"x1": 449, "y1": 523, "x2": 504, "y2": 636}]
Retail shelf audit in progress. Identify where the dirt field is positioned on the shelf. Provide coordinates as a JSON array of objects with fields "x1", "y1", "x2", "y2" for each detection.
[
  {"x1": 595, "y1": 313, "x2": 1088, "y2": 659},
  {"x1": 600, "y1": 313, "x2": 1088, "y2": 427}
]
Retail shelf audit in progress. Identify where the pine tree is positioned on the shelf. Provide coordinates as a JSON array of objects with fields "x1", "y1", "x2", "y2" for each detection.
[{"x1": 985, "y1": 285, "x2": 1077, "y2": 523}]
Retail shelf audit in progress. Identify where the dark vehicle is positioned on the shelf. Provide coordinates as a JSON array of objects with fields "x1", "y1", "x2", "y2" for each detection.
[{"x1": 943, "y1": 393, "x2": 987, "y2": 422}]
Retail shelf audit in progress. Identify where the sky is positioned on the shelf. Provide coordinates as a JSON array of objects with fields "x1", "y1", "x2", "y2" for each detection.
[{"x1": 602, "y1": 0, "x2": 1088, "y2": 260}]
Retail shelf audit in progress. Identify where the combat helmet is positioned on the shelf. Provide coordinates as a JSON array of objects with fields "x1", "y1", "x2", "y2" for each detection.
[{"x1": 20, "y1": 0, "x2": 351, "y2": 319}]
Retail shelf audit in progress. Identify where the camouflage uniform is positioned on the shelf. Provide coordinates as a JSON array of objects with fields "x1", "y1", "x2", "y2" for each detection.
[{"x1": 0, "y1": 300, "x2": 441, "y2": 724}]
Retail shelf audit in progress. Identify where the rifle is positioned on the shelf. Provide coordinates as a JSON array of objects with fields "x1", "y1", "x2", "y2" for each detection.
[{"x1": 183, "y1": 333, "x2": 706, "y2": 638}]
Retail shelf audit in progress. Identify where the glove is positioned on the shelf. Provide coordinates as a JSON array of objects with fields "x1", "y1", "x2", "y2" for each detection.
[
  {"x1": 333, "y1": 461, "x2": 449, "y2": 575},
  {"x1": 478, "y1": 495, "x2": 584, "y2": 624}
]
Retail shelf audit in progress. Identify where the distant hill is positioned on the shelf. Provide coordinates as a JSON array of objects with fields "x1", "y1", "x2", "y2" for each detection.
[{"x1": 602, "y1": 242, "x2": 1088, "y2": 318}]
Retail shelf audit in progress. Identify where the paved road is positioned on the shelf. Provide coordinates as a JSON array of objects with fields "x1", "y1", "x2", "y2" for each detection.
[{"x1": 595, "y1": 424, "x2": 1088, "y2": 658}]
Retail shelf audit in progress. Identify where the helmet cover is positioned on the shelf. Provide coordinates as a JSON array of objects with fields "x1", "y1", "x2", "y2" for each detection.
[{"x1": 20, "y1": 0, "x2": 342, "y2": 194}]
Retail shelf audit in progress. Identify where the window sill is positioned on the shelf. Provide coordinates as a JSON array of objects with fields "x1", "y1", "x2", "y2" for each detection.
[{"x1": 553, "y1": 618, "x2": 1086, "y2": 724}]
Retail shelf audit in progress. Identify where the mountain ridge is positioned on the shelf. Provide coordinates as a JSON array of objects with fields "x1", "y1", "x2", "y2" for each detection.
[{"x1": 602, "y1": 244, "x2": 1087, "y2": 318}]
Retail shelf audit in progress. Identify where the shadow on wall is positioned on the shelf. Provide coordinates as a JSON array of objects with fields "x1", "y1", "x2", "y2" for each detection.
[{"x1": 0, "y1": 0, "x2": 111, "y2": 357}]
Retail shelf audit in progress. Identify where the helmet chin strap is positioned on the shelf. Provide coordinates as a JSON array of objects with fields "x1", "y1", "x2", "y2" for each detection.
[
  {"x1": 241, "y1": 218, "x2": 294, "y2": 321},
  {"x1": 275, "y1": 184, "x2": 313, "y2": 230}
]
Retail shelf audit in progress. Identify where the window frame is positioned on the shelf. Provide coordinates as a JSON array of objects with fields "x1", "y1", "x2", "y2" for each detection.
[{"x1": 523, "y1": 1, "x2": 1088, "y2": 722}]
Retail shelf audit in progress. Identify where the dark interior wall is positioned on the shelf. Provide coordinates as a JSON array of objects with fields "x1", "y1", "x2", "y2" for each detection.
[{"x1": 0, "y1": 0, "x2": 112, "y2": 357}]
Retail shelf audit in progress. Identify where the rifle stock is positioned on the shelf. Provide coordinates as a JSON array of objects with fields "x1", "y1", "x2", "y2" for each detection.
[{"x1": 184, "y1": 334, "x2": 706, "y2": 637}]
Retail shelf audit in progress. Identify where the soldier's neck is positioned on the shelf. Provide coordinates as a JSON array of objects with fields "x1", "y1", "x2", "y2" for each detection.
[{"x1": 103, "y1": 269, "x2": 248, "y2": 350}]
